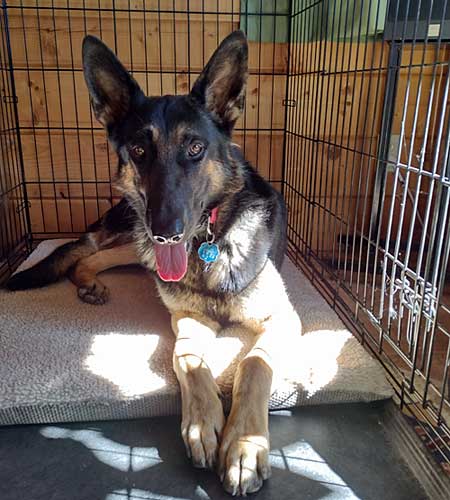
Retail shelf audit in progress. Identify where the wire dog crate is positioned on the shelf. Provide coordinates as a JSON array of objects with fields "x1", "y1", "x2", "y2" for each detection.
[{"x1": 1, "y1": 0, "x2": 450, "y2": 477}]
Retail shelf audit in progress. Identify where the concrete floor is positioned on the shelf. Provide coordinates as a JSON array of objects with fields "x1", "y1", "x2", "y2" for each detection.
[{"x1": 0, "y1": 402, "x2": 427, "y2": 500}]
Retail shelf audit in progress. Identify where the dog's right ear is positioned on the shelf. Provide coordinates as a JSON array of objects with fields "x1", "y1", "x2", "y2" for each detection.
[
  {"x1": 190, "y1": 30, "x2": 248, "y2": 134},
  {"x1": 82, "y1": 35, "x2": 143, "y2": 128}
]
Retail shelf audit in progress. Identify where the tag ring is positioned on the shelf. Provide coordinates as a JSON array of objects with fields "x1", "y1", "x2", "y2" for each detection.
[{"x1": 206, "y1": 217, "x2": 215, "y2": 243}]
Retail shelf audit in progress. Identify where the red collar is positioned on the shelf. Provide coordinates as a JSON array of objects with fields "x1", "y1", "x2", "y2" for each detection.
[{"x1": 210, "y1": 207, "x2": 219, "y2": 224}]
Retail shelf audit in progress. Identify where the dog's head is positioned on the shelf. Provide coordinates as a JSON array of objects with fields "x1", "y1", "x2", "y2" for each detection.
[{"x1": 82, "y1": 31, "x2": 248, "y2": 281}]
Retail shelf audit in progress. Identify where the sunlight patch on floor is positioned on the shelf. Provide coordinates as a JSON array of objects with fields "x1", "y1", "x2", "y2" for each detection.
[
  {"x1": 203, "y1": 336, "x2": 244, "y2": 379},
  {"x1": 40, "y1": 425, "x2": 363, "y2": 498},
  {"x1": 40, "y1": 427, "x2": 161, "y2": 472},
  {"x1": 84, "y1": 334, "x2": 166, "y2": 396},
  {"x1": 193, "y1": 485, "x2": 211, "y2": 499},
  {"x1": 277, "y1": 329, "x2": 352, "y2": 397},
  {"x1": 105, "y1": 491, "x2": 189, "y2": 500},
  {"x1": 271, "y1": 409, "x2": 293, "y2": 417},
  {"x1": 270, "y1": 440, "x2": 361, "y2": 499}
]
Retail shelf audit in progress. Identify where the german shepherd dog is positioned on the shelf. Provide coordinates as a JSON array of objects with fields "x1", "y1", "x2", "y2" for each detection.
[{"x1": 7, "y1": 31, "x2": 301, "y2": 495}]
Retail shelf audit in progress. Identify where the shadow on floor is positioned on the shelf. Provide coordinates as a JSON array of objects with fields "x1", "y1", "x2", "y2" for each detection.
[{"x1": 0, "y1": 401, "x2": 427, "y2": 500}]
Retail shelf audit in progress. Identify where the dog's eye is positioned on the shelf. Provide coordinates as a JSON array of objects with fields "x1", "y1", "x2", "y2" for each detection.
[
  {"x1": 130, "y1": 145, "x2": 145, "y2": 159},
  {"x1": 187, "y1": 141, "x2": 205, "y2": 159}
]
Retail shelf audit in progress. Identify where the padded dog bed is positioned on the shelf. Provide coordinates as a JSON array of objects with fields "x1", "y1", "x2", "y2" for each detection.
[{"x1": 0, "y1": 240, "x2": 393, "y2": 426}]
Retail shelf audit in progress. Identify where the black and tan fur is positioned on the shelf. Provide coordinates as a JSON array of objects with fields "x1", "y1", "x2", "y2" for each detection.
[{"x1": 7, "y1": 31, "x2": 302, "y2": 496}]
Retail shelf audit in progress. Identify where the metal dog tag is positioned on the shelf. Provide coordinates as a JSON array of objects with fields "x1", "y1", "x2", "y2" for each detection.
[{"x1": 198, "y1": 242, "x2": 220, "y2": 263}]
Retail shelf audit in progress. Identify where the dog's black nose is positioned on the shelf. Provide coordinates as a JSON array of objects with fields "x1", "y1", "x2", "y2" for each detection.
[
  {"x1": 151, "y1": 218, "x2": 185, "y2": 244},
  {"x1": 153, "y1": 232, "x2": 184, "y2": 245}
]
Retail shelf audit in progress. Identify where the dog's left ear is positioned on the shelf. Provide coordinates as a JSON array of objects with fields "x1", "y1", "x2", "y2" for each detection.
[{"x1": 191, "y1": 30, "x2": 248, "y2": 134}]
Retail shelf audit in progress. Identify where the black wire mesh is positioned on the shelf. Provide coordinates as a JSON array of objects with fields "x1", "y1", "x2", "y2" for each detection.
[
  {"x1": 0, "y1": 0, "x2": 450, "y2": 474},
  {"x1": 2, "y1": 0, "x2": 288, "y2": 244},
  {"x1": 0, "y1": 0, "x2": 30, "y2": 284},
  {"x1": 284, "y1": 0, "x2": 450, "y2": 471}
]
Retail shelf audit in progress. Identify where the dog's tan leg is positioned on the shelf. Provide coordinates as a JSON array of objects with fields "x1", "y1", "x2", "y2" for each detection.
[
  {"x1": 219, "y1": 311, "x2": 301, "y2": 495},
  {"x1": 70, "y1": 243, "x2": 140, "y2": 305},
  {"x1": 171, "y1": 311, "x2": 225, "y2": 469}
]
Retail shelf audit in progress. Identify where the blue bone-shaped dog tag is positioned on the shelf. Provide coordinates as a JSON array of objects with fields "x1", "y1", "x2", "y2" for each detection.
[{"x1": 198, "y1": 242, "x2": 220, "y2": 263}]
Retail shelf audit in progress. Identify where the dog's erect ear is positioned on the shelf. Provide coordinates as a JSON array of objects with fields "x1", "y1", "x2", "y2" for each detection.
[
  {"x1": 82, "y1": 35, "x2": 143, "y2": 128},
  {"x1": 191, "y1": 30, "x2": 248, "y2": 134}
]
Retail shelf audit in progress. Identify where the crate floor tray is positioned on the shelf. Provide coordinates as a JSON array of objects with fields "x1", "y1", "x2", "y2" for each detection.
[{"x1": 0, "y1": 240, "x2": 393, "y2": 425}]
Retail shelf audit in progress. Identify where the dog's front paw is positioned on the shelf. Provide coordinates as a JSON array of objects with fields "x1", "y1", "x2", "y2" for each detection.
[
  {"x1": 181, "y1": 390, "x2": 224, "y2": 470},
  {"x1": 77, "y1": 281, "x2": 109, "y2": 305},
  {"x1": 219, "y1": 425, "x2": 270, "y2": 496}
]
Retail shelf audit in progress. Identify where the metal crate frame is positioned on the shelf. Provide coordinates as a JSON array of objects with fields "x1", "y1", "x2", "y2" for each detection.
[
  {"x1": 284, "y1": 0, "x2": 450, "y2": 473},
  {"x1": 0, "y1": 0, "x2": 449, "y2": 476}
]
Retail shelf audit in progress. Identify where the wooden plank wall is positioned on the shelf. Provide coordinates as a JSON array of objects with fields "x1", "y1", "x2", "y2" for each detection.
[
  {"x1": 5, "y1": 0, "x2": 288, "y2": 235},
  {"x1": 3, "y1": 2, "x2": 448, "y2": 269},
  {"x1": 284, "y1": 40, "x2": 389, "y2": 259},
  {"x1": 283, "y1": 39, "x2": 449, "y2": 261},
  {"x1": 378, "y1": 43, "x2": 450, "y2": 248}
]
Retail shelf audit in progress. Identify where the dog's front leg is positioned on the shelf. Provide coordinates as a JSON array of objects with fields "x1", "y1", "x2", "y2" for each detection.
[
  {"x1": 219, "y1": 311, "x2": 301, "y2": 496},
  {"x1": 171, "y1": 312, "x2": 225, "y2": 469},
  {"x1": 69, "y1": 243, "x2": 140, "y2": 305}
]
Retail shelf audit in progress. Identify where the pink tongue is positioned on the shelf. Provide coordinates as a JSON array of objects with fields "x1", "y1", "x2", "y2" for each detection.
[{"x1": 154, "y1": 242, "x2": 188, "y2": 282}]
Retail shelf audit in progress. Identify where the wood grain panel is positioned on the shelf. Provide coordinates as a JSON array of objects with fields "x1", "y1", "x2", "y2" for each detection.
[{"x1": 14, "y1": 70, "x2": 286, "y2": 130}]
